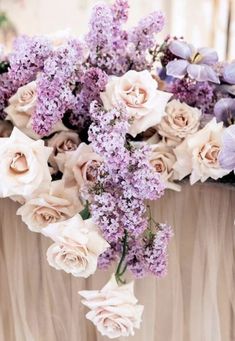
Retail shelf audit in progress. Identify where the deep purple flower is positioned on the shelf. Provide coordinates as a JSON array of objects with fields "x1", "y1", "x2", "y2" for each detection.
[
  {"x1": 219, "y1": 124, "x2": 235, "y2": 171},
  {"x1": 214, "y1": 98, "x2": 235, "y2": 126},
  {"x1": 166, "y1": 40, "x2": 219, "y2": 83}
]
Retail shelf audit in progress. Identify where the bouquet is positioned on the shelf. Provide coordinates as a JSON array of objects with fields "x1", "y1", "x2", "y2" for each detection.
[{"x1": 0, "y1": 0, "x2": 234, "y2": 338}]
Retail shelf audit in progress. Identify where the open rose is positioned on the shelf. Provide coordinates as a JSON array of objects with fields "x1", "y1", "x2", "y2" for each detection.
[
  {"x1": 46, "y1": 130, "x2": 81, "y2": 172},
  {"x1": 79, "y1": 275, "x2": 143, "y2": 339},
  {"x1": 149, "y1": 143, "x2": 180, "y2": 191},
  {"x1": 0, "y1": 120, "x2": 13, "y2": 137},
  {"x1": 100, "y1": 70, "x2": 172, "y2": 137},
  {"x1": 5, "y1": 81, "x2": 68, "y2": 139},
  {"x1": 156, "y1": 99, "x2": 202, "y2": 146},
  {"x1": 43, "y1": 215, "x2": 109, "y2": 278},
  {"x1": 173, "y1": 118, "x2": 230, "y2": 184},
  {"x1": 17, "y1": 180, "x2": 83, "y2": 232},
  {"x1": 0, "y1": 127, "x2": 52, "y2": 198},
  {"x1": 61, "y1": 143, "x2": 102, "y2": 188}
]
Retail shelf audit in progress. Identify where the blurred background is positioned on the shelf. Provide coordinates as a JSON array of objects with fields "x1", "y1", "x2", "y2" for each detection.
[{"x1": 0, "y1": 0, "x2": 234, "y2": 60}]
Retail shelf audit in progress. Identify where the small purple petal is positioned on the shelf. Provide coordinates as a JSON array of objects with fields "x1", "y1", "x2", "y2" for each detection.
[
  {"x1": 223, "y1": 63, "x2": 235, "y2": 84},
  {"x1": 219, "y1": 125, "x2": 235, "y2": 170},
  {"x1": 197, "y1": 47, "x2": 218, "y2": 65},
  {"x1": 219, "y1": 84, "x2": 235, "y2": 96},
  {"x1": 214, "y1": 98, "x2": 235, "y2": 123},
  {"x1": 169, "y1": 40, "x2": 193, "y2": 60},
  {"x1": 187, "y1": 64, "x2": 220, "y2": 83},
  {"x1": 166, "y1": 59, "x2": 189, "y2": 78}
]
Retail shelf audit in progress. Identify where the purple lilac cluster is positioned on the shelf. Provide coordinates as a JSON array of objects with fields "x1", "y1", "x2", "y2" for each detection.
[
  {"x1": 32, "y1": 39, "x2": 84, "y2": 135},
  {"x1": 97, "y1": 242, "x2": 121, "y2": 270},
  {"x1": 8, "y1": 35, "x2": 51, "y2": 87},
  {"x1": 170, "y1": 78, "x2": 215, "y2": 115},
  {"x1": 88, "y1": 102, "x2": 164, "y2": 243},
  {"x1": 126, "y1": 224, "x2": 173, "y2": 278},
  {"x1": 70, "y1": 67, "x2": 108, "y2": 128},
  {"x1": 0, "y1": 72, "x2": 15, "y2": 119},
  {"x1": 128, "y1": 10, "x2": 165, "y2": 70}
]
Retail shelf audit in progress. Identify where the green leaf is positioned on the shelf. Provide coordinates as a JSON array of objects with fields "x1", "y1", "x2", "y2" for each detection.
[{"x1": 79, "y1": 202, "x2": 91, "y2": 220}]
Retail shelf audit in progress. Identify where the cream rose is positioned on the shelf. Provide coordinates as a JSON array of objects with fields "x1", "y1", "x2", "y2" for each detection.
[
  {"x1": 156, "y1": 99, "x2": 202, "y2": 147},
  {"x1": 0, "y1": 120, "x2": 13, "y2": 137},
  {"x1": 100, "y1": 70, "x2": 172, "y2": 137},
  {"x1": 173, "y1": 118, "x2": 231, "y2": 184},
  {"x1": 17, "y1": 180, "x2": 83, "y2": 232},
  {"x1": 5, "y1": 81, "x2": 68, "y2": 139},
  {"x1": 43, "y1": 214, "x2": 109, "y2": 278},
  {"x1": 46, "y1": 130, "x2": 81, "y2": 172},
  {"x1": 61, "y1": 143, "x2": 102, "y2": 188},
  {"x1": 79, "y1": 275, "x2": 144, "y2": 339},
  {"x1": 149, "y1": 143, "x2": 181, "y2": 191},
  {"x1": 0, "y1": 127, "x2": 52, "y2": 198}
]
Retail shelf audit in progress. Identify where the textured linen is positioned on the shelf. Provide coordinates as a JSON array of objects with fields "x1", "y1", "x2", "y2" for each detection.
[{"x1": 0, "y1": 183, "x2": 234, "y2": 341}]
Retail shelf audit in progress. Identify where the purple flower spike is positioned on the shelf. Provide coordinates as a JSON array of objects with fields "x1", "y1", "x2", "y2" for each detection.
[
  {"x1": 223, "y1": 62, "x2": 235, "y2": 84},
  {"x1": 166, "y1": 40, "x2": 220, "y2": 83},
  {"x1": 219, "y1": 124, "x2": 235, "y2": 171},
  {"x1": 214, "y1": 98, "x2": 235, "y2": 126}
]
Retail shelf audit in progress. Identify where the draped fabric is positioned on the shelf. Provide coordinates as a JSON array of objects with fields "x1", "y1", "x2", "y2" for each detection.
[
  {"x1": 0, "y1": 183, "x2": 234, "y2": 341},
  {"x1": 0, "y1": 0, "x2": 234, "y2": 59}
]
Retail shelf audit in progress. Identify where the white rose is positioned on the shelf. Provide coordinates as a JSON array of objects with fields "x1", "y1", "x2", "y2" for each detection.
[
  {"x1": 46, "y1": 130, "x2": 80, "y2": 172},
  {"x1": 0, "y1": 127, "x2": 52, "y2": 198},
  {"x1": 43, "y1": 214, "x2": 109, "y2": 278},
  {"x1": 79, "y1": 274, "x2": 144, "y2": 339},
  {"x1": 173, "y1": 118, "x2": 231, "y2": 184},
  {"x1": 5, "y1": 81, "x2": 68, "y2": 139},
  {"x1": 17, "y1": 180, "x2": 83, "y2": 232},
  {"x1": 156, "y1": 100, "x2": 202, "y2": 147},
  {"x1": 100, "y1": 70, "x2": 172, "y2": 137},
  {"x1": 149, "y1": 143, "x2": 181, "y2": 191},
  {"x1": 61, "y1": 143, "x2": 102, "y2": 188}
]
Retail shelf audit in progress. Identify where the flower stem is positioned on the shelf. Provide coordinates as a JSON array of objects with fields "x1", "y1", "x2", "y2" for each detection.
[{"x1": 115, "y1": 230, "x2": 128, "y2": 284}]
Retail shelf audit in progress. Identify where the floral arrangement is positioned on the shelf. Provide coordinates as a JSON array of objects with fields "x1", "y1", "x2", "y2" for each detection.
[{"x1": 0, "y1": 0, "x2": 234, "y2": 338}]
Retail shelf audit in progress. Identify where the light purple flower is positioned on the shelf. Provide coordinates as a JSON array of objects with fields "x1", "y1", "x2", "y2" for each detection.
[
  {"x1": 214, "y1": 98, "x2": 235, "y2": 126},
  {"x1": 219, "y1": 124, "x2": 235, "y2": 171},
  {"x1": 223, "y1": 62, "x2": 235, "y2": 84},
  {"x1": 166, "y1": 40, "x2": 219, "y2": 83}
]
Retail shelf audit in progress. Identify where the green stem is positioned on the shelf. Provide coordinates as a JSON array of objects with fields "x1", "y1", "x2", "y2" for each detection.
[{"x1": 115, "y1": 230, "x2": 128, "y2": 284}]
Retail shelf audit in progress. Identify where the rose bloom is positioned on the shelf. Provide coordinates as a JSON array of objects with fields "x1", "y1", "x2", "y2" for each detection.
[
  {"x1": 79, "y1": 275, "x2": 144, "y2": 339},
  {"x1": 0, "y1": 120, "x2": 13, "y2": 137},
  {"x1": 46, "y1": 130, "x2": 81, "y2": 172},
  {"x1": 149, "y1": 142, "x2": 181, "y2": 191},
  {"x1": 5, "y1": 81, "x2": 68, "y2": 139},
  {"x1": 0, "y1": 127, "x2": 52, "y2": 198},
  {"x1": 61, "y1": 143, "x2": 102, "y2": 188},
  {"x1": 17, "y1": 180, "x2": 83, "y2": 232},
  {"x1": 43, "y1": 214, "x2": 109, "y2": 278},
  {"x1": 100, "y1": 70, "x2": 172, "y2": 137},
  {"x1": 173, "y1": 118, "x2": 231, "y2": 184},
  {"x1": 156, "y1": 99, "x2": 202, "y2": 147}
]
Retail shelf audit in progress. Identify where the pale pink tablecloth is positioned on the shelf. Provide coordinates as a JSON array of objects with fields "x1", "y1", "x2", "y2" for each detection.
[{"x1": 0, "y1": 183, "x2": 234, "y2": 341}]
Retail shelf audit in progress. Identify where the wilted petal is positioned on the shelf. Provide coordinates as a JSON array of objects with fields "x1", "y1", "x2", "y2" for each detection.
[
  {"x1": 214, "y1": 98, "x2": 235, "y2": 124},
  {"x1": 219, "y1": 125, "x2": 235, "y2": 170},
  {"x1": 223, "y1": 63, "x2": 235, "y2": 84},
  {"x1": 166, "y1": 60, "x2": 189, "y2": 78},
  {"x1": 198, "y1": 47, "x2": 218, "y2": 65},
  {"x1": 169, "y1": 40, "x2": 193, "y2": 59},
  {"x1": 187, "y1": 64, "x2": 220, "y2": 83}
]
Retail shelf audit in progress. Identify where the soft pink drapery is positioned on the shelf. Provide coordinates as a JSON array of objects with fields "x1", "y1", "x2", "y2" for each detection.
[{"x1": 0, "y1": 183, "x2": 234, "y2": 341}]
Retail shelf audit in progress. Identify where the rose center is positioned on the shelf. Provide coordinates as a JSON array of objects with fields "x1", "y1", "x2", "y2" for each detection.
[
  {"x1": 124, "y1": 85, "x2": 147, "y2": 107},
  {"x1": 60, "y1": 139, "x2": 77, "y2": 152},
  {"x1": 173, "y1": 113, "x2": 188, "y2": 127},
  {"x1": 151, "y1": 159, "x2": 166, "y2": 173},
  {"x1": 199, "y1": 143, "x2": 220, "y2": 164},
  {"x1": 10, "y1": 153, "x2": 29, "y2": 174}
]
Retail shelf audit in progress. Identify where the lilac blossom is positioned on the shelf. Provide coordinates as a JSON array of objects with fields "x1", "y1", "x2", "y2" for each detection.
[
  {"x1": 32, "y1": 39, "x2": 84, "y2": 135},
  {"x1": 219, "y1": 124, "x2": 235, "y2": 171},
  {"x1": 166, "y1": 40, "x2": 220, "y2": 83},
  {"x1": 128, "y1": 11, "x2": 165, "y2": 70},
  {"x1": 8, "y1": 35, "x2": 51, "y2": 87},
  {"x1": 214, "y1": 98, "x2": 235, "y2": 126}
]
